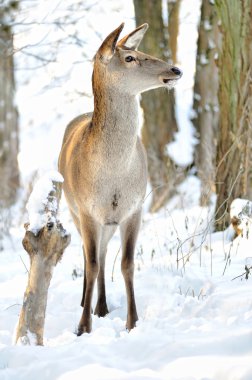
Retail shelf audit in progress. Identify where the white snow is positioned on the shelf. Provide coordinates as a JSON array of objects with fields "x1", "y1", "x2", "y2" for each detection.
[
  {"x1": 230, "y1": 198, "x2": 252, "y2": 238},
  {"x1": 16, "y1": 331, "x2": 37, "y2": 347},
  {"x1": 194, "y1": 93, "x2": 201, "y2": 101},
  {"x1": 204, "y1": 20, "x2": 212, "y2": 31},
  {"x1": 200, "y1": 53, "x2": 209, "y2": 65},
  {"x1": 1, "y1": 1, "x2": 252, "y2": 380},
  {"x1": 26, "y1": 171, "x2": 63, "y2": 233},
  {"x1": 2, "y1": 177, "x2": 252, "y2": 379},
  {"x1": 230, "y1": 198, "x2": 252, "y2": 220},
  {"x1": 208, "y1": 38, "x2": 216, "y2": 49},
  {"x1": 204, "y1": 103, "x2": 211, "y2": 111},
  {"x1": 166, "y1": 0, "x2": 201, "y2": 167}
]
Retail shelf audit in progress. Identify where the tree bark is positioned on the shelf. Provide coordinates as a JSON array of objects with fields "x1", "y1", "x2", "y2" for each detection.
[
  {"x1": 168, "y1": 0, "x2": 181, "y2": 64},
  {"x1": 0, "y1": 3, "x2": 19, "y2": 207},
  {"x1": 192, "y1": 0, "x2": 220, "y2": 206},
  {"x1": 215, "y1": 0, "x2": 252, "y2": 230},
  {"x1": 16, "y1": 180, "x2": 70, "y2": 345},
  {"x1": 133, "y1": 0, "x2": 179, "y2": 212}
]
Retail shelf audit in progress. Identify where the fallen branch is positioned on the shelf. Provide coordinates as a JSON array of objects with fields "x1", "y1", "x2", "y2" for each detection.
[{"x1": 232, "y1": 265, "x2": 252, "y2": 281}]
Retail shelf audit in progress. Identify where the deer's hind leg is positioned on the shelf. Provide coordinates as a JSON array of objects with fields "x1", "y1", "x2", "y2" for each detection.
[
  {"x1": 120, "y1": 210, "x2": 141, "y2": 331},
  {"x1": 94, "y1": 225, "x2": 117, "y2": 317}
]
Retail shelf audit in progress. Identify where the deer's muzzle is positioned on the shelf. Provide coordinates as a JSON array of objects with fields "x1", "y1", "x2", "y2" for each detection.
[{"x1": 160, "y1": 66, "x2": 183, "y2": 85}]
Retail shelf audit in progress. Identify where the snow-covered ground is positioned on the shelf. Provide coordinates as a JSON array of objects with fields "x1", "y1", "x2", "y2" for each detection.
[
  {"x1": 2, "y1": 176, "x2": 252, "y2": 380},
  {"x1": 1, "y1": 0, "x2": 252, "y2": 379}
]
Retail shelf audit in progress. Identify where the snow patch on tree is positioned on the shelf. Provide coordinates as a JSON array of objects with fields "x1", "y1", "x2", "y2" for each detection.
[
  {"x1": 230, "y1": 198, "x2": 252, "y2": 238},
  {"x1": 203, "y1": 19, "x2": 212, "y2": 31},
  {"x1": 26, "y1": 170, "x2": 64, "y2": 234}
]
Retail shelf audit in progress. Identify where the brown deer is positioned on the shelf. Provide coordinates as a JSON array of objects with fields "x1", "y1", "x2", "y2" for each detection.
[{"x1": 58, "y1": 23, "x2": 182, "y2": 335}]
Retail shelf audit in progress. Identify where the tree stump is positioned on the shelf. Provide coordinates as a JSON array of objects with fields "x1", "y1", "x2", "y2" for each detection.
[
  {"x1": 16, "y1": 173, "x2": 70, "y2": 345},
  {"x1": 230, "y1": 198, "x2": 252, "y2": 239}
]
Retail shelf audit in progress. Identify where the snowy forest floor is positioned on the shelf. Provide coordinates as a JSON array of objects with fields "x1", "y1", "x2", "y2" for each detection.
[
  {"x1": 1, "y1": 176, "x2": 252, "y2": 380},
  {"x1": 2, "y1": 1, "x2": 252, "y2": 378}
]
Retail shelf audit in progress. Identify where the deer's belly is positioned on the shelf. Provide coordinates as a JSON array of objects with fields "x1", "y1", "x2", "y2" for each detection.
[{"x1": 85, "y1": 176, "x2": 146, "y2": 225}]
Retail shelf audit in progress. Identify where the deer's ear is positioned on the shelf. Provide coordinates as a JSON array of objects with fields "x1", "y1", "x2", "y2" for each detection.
[
  {"x1": 117, "y1": 23, "x2": 149, "y2": 50},
  {"x1": 97, "y1": 23, "x2": 124, "y2": 63}
]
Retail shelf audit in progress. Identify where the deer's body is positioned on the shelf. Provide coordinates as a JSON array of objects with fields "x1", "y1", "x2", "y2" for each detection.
[
  {"x1": 60, "y1": 102, "x2": 147, "y2": 227},
  {"x1": 58, "y1": 23, "x2": 182, "y2": 335}
]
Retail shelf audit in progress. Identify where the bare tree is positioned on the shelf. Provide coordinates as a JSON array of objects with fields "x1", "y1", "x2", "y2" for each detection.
[
  {"x1": 168, "y1": 0, "x2": 181, "y2": 64},
  {"x1": 133, "y1": 0, "x2": 180, "y2": 212},
  {"x1": 0, "y1": 1, "x2": 19, "y2": 207},
  {"x1": 215, "y1": 0, "x2": 252, "y2": 230},
  {"x1": 0, "y1": 1, "x2": 20, "y2": 248},
  {"x1": 192, "y1": 0, "x2": 220, "y2": 205}
]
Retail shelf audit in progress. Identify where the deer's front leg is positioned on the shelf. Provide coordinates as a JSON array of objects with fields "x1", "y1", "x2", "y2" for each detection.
[
  {"x1": 120, "y1": 211, "x2": 141, "y2": 331},
  {"x1": 94, "y1": 225, "x2": 117, "y2": 317},
  {"x1": 78, "y1": 216, "x2": 101, "y2": 335}
]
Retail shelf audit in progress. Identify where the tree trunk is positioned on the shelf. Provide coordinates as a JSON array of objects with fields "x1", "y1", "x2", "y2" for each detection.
[
  {"x1": 0, "y1": 3, "x2": 19, "y2": 207},
  {"x1": 168, "y1": 0, "x2": 181, "y2": 64},
  {"x1": 133, "y1": 0, "x2": 179, "y2": 212},
  {"x1": 192, "y1": 0, "x2": 220, "y2": 206},
  {"x1": 16, "y1": 179, "x2": 70, "y2": 345},
  {"x1": 215, "y1": 0, "x2": 252, "y2": 230}
]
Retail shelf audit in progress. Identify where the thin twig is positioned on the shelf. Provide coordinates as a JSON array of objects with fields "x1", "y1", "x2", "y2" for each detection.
[
  {"x1": 232, "y1": 266, "x2": 252, "y2": 281},
  {"x1": 19, "y1": 255, "x2": 29, "y2": 274},
  {"x1": 4, "y1": 303, "x2": 22, "y2": 311},
  {"x1": 222, "y1": 241, "x2": 233, "y2": 276},
  {"x1": 111, "y1": 246, "x2": 121, "y2": 282}
]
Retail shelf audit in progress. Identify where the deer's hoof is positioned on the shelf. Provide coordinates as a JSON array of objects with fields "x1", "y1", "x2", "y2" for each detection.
[
  {"x1": 77, "y1": 324, "x2": 92, "y2": 336},
  {"x1": 126, "y1": 315, "x2": 138, "y2": 332},
  {"x1": 77, "y1": 316, "x2": 92, "y2": 335},
  {"x1": 94, "y1": 301, "x2": 109, "y2": 317}
]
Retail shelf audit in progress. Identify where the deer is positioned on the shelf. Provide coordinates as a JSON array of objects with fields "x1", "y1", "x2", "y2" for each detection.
[{"x1": 58, "y1": 22, "x2": 182, "y2": 336}]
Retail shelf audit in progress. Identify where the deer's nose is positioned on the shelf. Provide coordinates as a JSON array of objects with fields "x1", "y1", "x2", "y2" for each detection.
[{"x1": 171, "y1": 67, "x2": 182, "y2": 77}]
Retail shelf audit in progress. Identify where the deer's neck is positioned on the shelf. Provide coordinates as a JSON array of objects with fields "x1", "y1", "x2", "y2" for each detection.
[{"x1": 92, "y1": 87, "x2": 139, "y2": 148}]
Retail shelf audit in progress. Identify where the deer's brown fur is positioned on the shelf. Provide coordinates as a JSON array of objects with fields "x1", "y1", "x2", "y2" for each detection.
[{"x1": 58, "y1": 23, "x2": 182, "y2": 334}]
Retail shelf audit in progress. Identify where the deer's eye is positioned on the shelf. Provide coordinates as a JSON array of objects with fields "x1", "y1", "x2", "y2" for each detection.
[{"x1": 125, "y1": 56, "x2": 135, "y2": 63}]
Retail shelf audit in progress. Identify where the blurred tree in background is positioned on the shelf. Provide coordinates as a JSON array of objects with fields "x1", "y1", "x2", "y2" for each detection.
[
  {"x1": 133, "y1": 0, "x2": 181, "y2": 212},
  {"x1": 192, "y1": 0, "x2": 219, "y2": 206},
  {"x1": 215, "y1": 0, "x2": 252, "y2": 230},
  {"x1": 0, "y1": 0, "x2": 20, "y2": 246},
  {"x1": 168, "y1": 0, "x2": 181, "y2": 64},
  {"x1": 0, "y1": 1, "x2": 19, "y2": 207}
]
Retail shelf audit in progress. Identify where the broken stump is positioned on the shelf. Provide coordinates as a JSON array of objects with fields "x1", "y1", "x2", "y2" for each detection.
[
  {"x1": 230, "y1": 198, "x2": 252, "y2": 239},
  {"x1": 16, "y1": 172, "x2": 70, "y2": 345}
]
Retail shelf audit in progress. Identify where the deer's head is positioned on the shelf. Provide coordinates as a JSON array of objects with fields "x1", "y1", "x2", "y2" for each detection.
[{"x1": 93, "y1": 23, "x2": 182, "y2": 96}]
